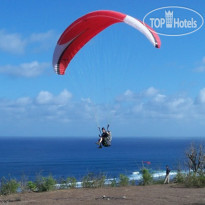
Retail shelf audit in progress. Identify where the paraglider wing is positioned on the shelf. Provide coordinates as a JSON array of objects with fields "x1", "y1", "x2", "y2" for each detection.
[{"x1": 53, "y1": 10, "x2": 161, "y2": 75}]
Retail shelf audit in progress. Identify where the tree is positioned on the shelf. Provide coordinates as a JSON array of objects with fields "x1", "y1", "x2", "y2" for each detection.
[{"x1": 186, "y1": 143, "x2": 205, "y2": 173}]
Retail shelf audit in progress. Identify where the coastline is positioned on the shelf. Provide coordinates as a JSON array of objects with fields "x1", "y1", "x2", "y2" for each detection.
[{"x1": 1, "y1": 184, "x2": 204, "y2": 205}]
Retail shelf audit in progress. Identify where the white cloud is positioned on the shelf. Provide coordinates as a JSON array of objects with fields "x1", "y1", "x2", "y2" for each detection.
[
  {"x1": 154, "y1": 94, "x2": 166, "y2": 103},
  {"x1": 0, "y1": 61, "x2": 50, "y2": 77},
  {"x1": 124, "y1": 89, "x2": 134, "y2": 97},
  {"x1": 36, "y1": 90, "x2": 72, "y2": 105},
  {"x1": 114, "y1": 87, "x2": 196, "y2": 121},
  {"x1": 56, "y1": 89, "x2": 72, "y2": 104},
  {"x1": 0, "y1": 90, "x2": 74, "y2": 125},
  {"x1": 144, "y1": 87, "x2": 159, "y2": 97},
  {"x1": 27, "y1": 30, "x2": 57, "y2": 52},
  {"x1": 36, "y1": 91, "x2": 54, "y2": 104},
  {"x1": 168, "y1": 98, "x2": 186, "y2": 108},
  {"x1": 196, "y1": 88, "x2": 205, "y2": 104},
  {"x1": 194, "y1": 57, "x2": 205, "y2": 72},
  {"x1": 29, "y1": 30, "x2": 56, "y2": 43},
  {"x1": 16, "y1": 97, "x2": 32, "y2": 105},
  {"x1": 116, "y1": 89, "x2": 136, "y2": 102},
  {"x1": 1, "y1": 87, "x2": 205, "y2": 136},
  {"x1": 81, "y1": 98, "x2": 92, "y2": 104},
  {"x1": 0, "y1": 29, "x2": 57, "y2": 55},
  {"x1": 116, "y1": 87, "x2": 161, "y2": 103},
  {"x1": 0, "y1": 30, "x2": 26, "y2": 54}
]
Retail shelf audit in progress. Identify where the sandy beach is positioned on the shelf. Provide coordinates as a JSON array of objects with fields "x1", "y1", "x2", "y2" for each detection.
[{"x1": 0, "y1": 184, "x2": 205, "y2": 205}]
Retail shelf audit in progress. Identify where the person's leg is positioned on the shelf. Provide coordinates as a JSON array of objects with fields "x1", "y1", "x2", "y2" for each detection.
[
  {"x1": 167, "y1": 174, "x2": 170, "y2": 184},
  {"x1": 164, "y1": 175, "x2": 168, "y2": 184},
  {"x1": 96, "y1": 137, "x2": 102, "y2": 145},
  {"x1": 96, "y1": 138, "x2": 103, "y2": 148}
]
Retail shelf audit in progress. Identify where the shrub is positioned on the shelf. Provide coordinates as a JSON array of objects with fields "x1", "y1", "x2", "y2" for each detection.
[
  {"x1": 67, "y1": 177, "x2": 77, "y2": 188},
  {"x1": 27, "y1": 181, "x2": 37, "y2": 192},
  {"x1": 184, "y1": 173, "x2": 199, "y2": 187},
  {"x1": 110, "y1": 178, "x2": 117, "y2": 187},
  {"x1": 20, "y1": 175, "x2": 29, "y2": 193},
  {"x1": 141, "y1": 168, "x2": 153, "y2": 185},
  {"x1": 184, "y1": 172, "x2": 205, "y2": 188},
  {"x1": 198, "y1": 173, "x2": 205, "y2": 185},
  {"x1": 119, "y1": 174, "x2": 129, "y2": 186},
  {"x1": 35, "y1": 175, "x2": 56, "y2": 192},
  {"x1": 82, "y1": 173, "x2": 105, "y2": 188},
  {"x1": 130, "y1": 179, "x2": 136, "y2": 186},
  {"x1": 82, "y1": 173, "x2": 95, "y2": 188},
  {"x1": 0, "y1": 177, "x2": 19, "y2": 195},
  {"x1": 57, "y1": 177, "x2": 68, "y2": 189},
  {"x1": 175, "y1": 171, "x2": 185, "y2": 184},
  {"x1": 93, "y1": 174, "x2": 106, "y2": 188}
]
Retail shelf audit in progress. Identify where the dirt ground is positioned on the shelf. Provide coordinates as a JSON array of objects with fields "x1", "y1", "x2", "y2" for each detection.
[{"x1": 0, "y1": 184, "x2": 205, "y2": 205}]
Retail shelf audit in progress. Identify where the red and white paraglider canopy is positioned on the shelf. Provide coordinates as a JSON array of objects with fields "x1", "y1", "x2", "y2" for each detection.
[{"x1": 53, "y1": 10, "x2": 161, "y2": 75}]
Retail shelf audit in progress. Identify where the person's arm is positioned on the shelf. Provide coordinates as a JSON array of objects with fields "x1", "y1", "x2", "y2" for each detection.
[
  {"x1": 107, "y1": 124, "x2": 110, "y2": 132},
  {"x1": 98, "y1": 127, "x2": 102, "y2": 135}
]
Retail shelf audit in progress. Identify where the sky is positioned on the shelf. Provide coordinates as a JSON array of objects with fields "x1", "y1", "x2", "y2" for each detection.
[{"x1": 0, "y1": 0, "x2": 205, "y2": 137}]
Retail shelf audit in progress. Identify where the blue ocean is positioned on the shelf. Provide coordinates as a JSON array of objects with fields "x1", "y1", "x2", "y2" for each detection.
[{"x1": 0, "y1": 137, "x2": 204, "y2": 182}]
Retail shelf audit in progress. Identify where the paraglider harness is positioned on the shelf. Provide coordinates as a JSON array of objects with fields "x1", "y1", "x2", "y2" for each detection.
[{"x1": 98, "y1": 125, "x2": 112, "y2": 147}]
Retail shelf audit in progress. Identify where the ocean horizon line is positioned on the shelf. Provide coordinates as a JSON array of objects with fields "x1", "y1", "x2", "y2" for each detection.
[{"x1": 0, "y1": 135, "x2": 204, "y2": 139}]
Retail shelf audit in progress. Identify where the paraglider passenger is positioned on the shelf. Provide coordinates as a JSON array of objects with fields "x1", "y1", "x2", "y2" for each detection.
[{"x1": 96, "y1": 125, "x2": 111, "y2": 148}]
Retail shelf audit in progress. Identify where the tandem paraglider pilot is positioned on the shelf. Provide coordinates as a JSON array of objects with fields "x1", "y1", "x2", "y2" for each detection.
[{"x1": 96, "y1": 124, "x2": 112, "y2": 148}]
